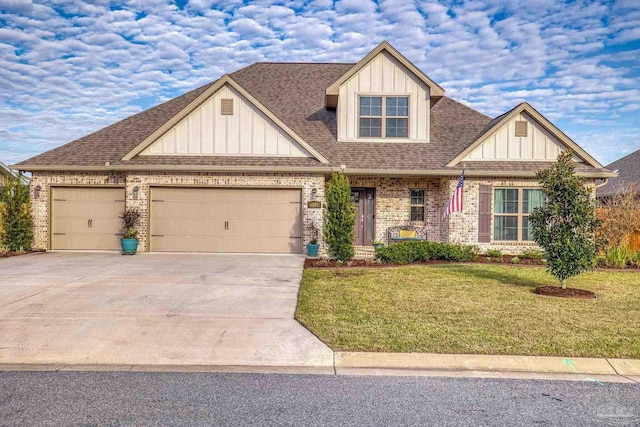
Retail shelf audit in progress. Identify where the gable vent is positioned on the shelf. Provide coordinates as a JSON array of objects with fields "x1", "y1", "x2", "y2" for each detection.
[
  {"x1": 221, "y1": 98, "x2": 234, "y2": 115},
  {"x1": 515, "y1": 120, "x2": 528, "y2": 137}
]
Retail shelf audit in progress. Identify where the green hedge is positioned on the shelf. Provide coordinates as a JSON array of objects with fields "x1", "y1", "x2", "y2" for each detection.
[{"x1": 376, "y1": 241, "x2": 479, "y2": 264}]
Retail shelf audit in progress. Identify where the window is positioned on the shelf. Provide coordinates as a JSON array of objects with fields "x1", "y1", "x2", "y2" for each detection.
[
  {"x1": 410, "y1": 189, "x2": 425, "y2": 221},
  {"x1": 359, "y1": 96, "x2": 408, "y2": 138},
  {"x1": 494, "y1": 188, "x2": 545, "y2": 241}
]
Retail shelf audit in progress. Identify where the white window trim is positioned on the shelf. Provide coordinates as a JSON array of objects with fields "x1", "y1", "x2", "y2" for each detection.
[
  {"x1": 492, "y1": 187, "x2": 542, "y2": 243},
  {"x1": 357, "y1": 94, "x2": 411, "y2": 140},
  {"x1": 410, "y1": 188, "x2": 425, "y2": 222}
]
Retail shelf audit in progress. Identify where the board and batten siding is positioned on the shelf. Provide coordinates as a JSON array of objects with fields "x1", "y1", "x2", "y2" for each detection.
[
  {"x1": 337, "y1": 51, "x2": 430, "y2": 143},
  {"x1": 464, "y1": 112, "x2": 582, "y2": 162},
  {"x1": 142, "y1": 84, "x2": 312, "y2": 157}
]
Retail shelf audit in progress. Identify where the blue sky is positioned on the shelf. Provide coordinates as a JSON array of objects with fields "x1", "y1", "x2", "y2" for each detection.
[{"x1": 0, "y1": 0, "x2": 639, "y2": 167}]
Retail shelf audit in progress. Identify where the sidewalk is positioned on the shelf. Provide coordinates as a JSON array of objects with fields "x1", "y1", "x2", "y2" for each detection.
[{"x1": 1, "y1": 352, "x2": 638, "y2": 384}]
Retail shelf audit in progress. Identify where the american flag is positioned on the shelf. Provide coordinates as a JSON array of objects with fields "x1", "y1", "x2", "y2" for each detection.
[{"x1": 444, "y1": 169, "x2": 465, "y2": 217}]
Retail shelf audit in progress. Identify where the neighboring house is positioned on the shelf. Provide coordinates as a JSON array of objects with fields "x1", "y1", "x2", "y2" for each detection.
[
  {"x1": 13, "y1": 42, "x2": 614, "y2": 254},
  {"x1": 596, "y1": 149, "x2": 640, "y2": 199},
  {"x1": 0, "y1": 161, "x2": 29, "y2": 189}
]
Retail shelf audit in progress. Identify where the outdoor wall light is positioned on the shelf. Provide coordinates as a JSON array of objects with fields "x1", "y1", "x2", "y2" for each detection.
[
  {"x1": 132, "y1": 186, "x2": 139, "y2": 200},
  {"x1": 310, "y1": 188, "x2": 317, "y2": 200},
  {"x1": 34, "y1": 185, "x2": 41, "y2": 199}
]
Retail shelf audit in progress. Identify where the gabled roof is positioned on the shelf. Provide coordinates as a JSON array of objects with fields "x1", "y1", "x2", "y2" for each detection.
[
  {"x1": 13, "y1": 59, "x2": 613, "y2": 177},
  {"x1": 447, "y1": 102, "x2": 604, "y2": 169},
  {"x1": 597, "y1": 149, "x2": 640, "y2": 197},
  {"x1": 122, "y1": 74, "x2": 329, "y2": 163},
  {"x1": 325, "y1": 41, "x2": 445, "y2": 108}
]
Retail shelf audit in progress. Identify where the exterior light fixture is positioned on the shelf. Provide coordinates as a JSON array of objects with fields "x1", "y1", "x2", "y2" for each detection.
[
  {"x1": 310, "y1": 188, "x2": 317, "y2": 200},
  {"x1": 34, "y1": 185, "x2": 41, "y2": 199},
  {"x1": 132, "y1": 186, "x2": 139, "y2": 200}
]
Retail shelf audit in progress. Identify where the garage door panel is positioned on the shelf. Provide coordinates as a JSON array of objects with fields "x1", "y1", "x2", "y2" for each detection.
[
  {"x1": 150, "y1": 187, "x2": 302, "y2": 254},
  {"x1": 51, "y1": 187, "x2": 124, "y2": 251},
  {"x1": 151, "y1": 218, "x2": 225, "y2": 235}
]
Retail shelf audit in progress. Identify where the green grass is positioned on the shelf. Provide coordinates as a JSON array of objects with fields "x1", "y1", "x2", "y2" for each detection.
[{"x1": 295, "y1": 264, "x2": 640, "y2": 358}]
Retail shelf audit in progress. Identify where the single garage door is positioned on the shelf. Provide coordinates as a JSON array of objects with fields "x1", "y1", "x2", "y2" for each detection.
[
  {"x1": 51, "y1": 187, "x2": 125, "y2": 250},
  {"x1": 150, "y1": 187, "x2": 302, "y2": 253}
]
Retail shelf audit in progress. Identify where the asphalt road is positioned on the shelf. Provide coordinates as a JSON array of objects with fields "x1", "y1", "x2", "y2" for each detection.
[{"x1": 0, "y1": 372, "x2": 638, "y2": 426}]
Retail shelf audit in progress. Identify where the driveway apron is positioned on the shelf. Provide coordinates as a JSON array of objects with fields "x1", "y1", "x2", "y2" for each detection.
[{"x1": 0, "y1": 252, "x2": 332, "y2": 369}]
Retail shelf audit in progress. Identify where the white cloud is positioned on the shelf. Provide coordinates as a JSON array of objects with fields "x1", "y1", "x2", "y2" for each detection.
[
  {"x1": 0, "y1": 0, "x2": 638, "y2": 166},
  {"x1": 0, "y1": 0, "x2": 32, "y2": 13}
]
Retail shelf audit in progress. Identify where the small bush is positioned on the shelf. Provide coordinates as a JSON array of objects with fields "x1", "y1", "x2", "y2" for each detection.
[
  {"x1": 485, "y1": 249, "x2": 502, "y2": 258},
  {"x1": 631, "y1": 251, "x2": 640, "y2": 268},
  {"x1": 511, "y1": 256, "x2": 520, "y2": 264},
  {"x1": 119, "y1": 208, "x2": 141, "y2": 240},
  {"x1": 376, "y1": 241, "x2": 478, "y2": 264},
  {"x1": 605, "y1": 245, "x2": 633, "y2": 268},
  {"x1": 0, "y1": 176, "x2": 33, "y2": 252},
  {"x1": 521, "y1": 249, "x2": 544, "y2": 259},
  {"x1": 324, "y1": 172, "x2": 356, "y2": 262}
]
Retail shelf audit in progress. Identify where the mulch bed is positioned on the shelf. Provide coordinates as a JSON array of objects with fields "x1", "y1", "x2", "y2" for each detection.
[
  {"x1": 304, "y1": 256, "x2": 546, "y2": 269},
  {"x1": 0, "y1": 250, "x2": 38, "y2": 258},
  {"x1": 534, "y1": 286, "x2": 596, "y2": 299},
  {"x1": 476, "y1": 255, "x2": 544, "y2": 265}
]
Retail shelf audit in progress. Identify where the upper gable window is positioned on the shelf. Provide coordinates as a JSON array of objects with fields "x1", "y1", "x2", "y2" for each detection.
[{"x1": 359, "y1": 96, "x2": 408, "y2": 138}]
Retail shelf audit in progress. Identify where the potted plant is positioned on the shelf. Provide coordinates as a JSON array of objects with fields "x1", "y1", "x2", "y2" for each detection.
[
  {"x1": 119, "y1": 208, "x2": 141, "y2": 255},
  {"x1": 306, "y1": 223, "x2": 320, "y2": 257},
  {"x1": 373, "y1": 240, "x2": 385, "y2": 252}
]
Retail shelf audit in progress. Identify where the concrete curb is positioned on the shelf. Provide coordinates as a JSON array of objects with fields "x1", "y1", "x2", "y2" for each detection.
[
  {"x1": 1, "y1": 354, "x2": 638, "y2": 384},
  {"x1": 0, "y1": 363, "x2": 334, "y2": 375},
  {"x1": 334, "y1": 352, "x2": 640, "y2": 383}
]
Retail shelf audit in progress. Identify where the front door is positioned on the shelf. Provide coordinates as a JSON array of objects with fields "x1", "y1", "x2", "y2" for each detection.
[{"x1": 352, "y1": 188, "x2": 375, "y2": 246}]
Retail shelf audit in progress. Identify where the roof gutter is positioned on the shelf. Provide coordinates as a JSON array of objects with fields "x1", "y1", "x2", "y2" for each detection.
[{"x1": 12, "y1": 164, "x2": 618, "y2": 178}]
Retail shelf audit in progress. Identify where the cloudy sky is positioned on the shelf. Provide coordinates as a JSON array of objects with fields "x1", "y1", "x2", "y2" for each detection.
[{"x1": 1, "y1": 0, "x2": 639, "y2": 167}]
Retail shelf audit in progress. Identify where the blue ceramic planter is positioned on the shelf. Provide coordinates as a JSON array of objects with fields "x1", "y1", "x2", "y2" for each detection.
[
  {"x1": 306, "y1": 243, "x2": 320, "y2": 257},
  {"x1": 121, "y1": 238, "x2": 139, "y2": 255}
]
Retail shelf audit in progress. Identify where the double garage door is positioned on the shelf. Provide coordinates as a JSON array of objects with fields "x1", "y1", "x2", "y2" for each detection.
[{"x1": 51, "y1": 187, "x2": 302, "y2": 254}]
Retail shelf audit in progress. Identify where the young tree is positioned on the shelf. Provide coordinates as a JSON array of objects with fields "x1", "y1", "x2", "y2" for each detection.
[
  {"x1": 324, "y1": 171, "x2": 356, "y2": 261},
  {"x1": 529, "y1": 151, "x2": 599, "y2": 289},
  {"x1": 0, "y1": 175, "x2": 33, "y2": 252}
]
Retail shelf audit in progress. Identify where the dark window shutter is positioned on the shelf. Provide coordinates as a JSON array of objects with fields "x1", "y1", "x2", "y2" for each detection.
[{"x1": 478, "y1": 185, "x2": 492, "y2": 243}]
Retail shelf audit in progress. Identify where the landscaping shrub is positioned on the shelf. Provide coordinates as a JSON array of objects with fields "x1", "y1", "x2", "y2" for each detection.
[
  {"x1": 605, "y1": 245, "x2": 633, "y2": 268},
  {"x1": 529, "y1": 151, "x2": 599, "y2": 289},
  {"x1": 323, "y1": 172, "x2": 356, "y2": 262},
  {"x1": 521, "y1": 248, "x2": 544, "y2": 259},
  {"x1": 485, "y1": 249, "x2": 502, "y2": 258},
  {"x1": 511, "y1": 256, "x2": 520, "y2": 264},
  {"x1": 0, "y1": 175, "x2": 33, "y2": 252},
  {"x1": 376, "y1": 241, "x2": 478, "y2": 264},
  {"x1": 596, "y1": 182, "x2": 640, "y2": 250}
]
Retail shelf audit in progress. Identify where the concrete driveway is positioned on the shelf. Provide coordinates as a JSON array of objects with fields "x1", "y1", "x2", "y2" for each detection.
[{"x1": 0, "y1": 252, "x2": 332, "y2": 371}]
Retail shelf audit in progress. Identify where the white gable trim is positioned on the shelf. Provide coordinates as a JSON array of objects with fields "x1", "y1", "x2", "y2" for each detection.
[
  {"x1": 122, "y1": 75, "x2": 329, "y2": 163},
  {"x1": 447, "y1": 102, "x2": 603, "y2": 169},
  {"x1": 326, "y1": 41, "x2": 445, "y2": 105}
]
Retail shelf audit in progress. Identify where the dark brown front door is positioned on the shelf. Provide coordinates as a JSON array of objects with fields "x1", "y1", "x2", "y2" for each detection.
[{"x1": 352, "y1": 188, "x2": 375, "y2": 246}]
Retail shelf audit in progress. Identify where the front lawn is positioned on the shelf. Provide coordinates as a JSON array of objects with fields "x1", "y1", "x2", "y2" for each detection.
[{"x1": 295, "y1": 264, "x2": 640, "y2": 358}]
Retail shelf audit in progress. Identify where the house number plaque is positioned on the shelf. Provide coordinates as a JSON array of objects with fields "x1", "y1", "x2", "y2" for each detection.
[{"x1": 307, "y1": 201, "x2": 322, "y2": 208}]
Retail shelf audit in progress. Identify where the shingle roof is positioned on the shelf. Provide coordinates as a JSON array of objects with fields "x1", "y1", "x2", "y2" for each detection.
[
  {"x1": 16, "y1": 61, "x2": 609, "y2": 176},
  {"x1": 597, "y1": 149, "x2": 640, "y2": 196},
  {"x1": 16, "y1": 81, "x2": 217, "y2": 167}
]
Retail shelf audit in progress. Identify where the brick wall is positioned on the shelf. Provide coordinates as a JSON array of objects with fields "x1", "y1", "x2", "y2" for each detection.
[
  {"x1": 29, "y1": 171, "x2": 596, "y2": 256},
  {"x1": 30, "y1": 172, "x2": 126, "y2": 250},
  {"x1": 446, "y1": 177, "x2": 597, "y2": 255},
  {"x1": 348, "y1": 176, "x2": 450, "y2": 244},
  {"x1": 30, "y1": 171, "x2": 324, "y2": 252}
]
